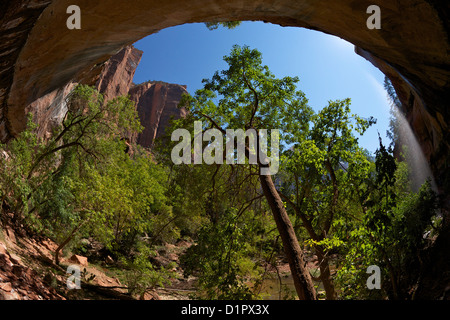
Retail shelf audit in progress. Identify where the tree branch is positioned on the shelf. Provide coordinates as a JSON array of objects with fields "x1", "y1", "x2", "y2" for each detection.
[
  {"x1": 278, "y1": 190, "x2": 320, "y2": 242},
  {"x1": 199, "y1": 113, "x2": 226, "y2": 134},
  {"x1": 323, "y1": 158, "x2": 338, "y2": 236},
  {"x1": 241, "y1": 60, "x2": 259, "y2": 128},
  {"x1": 236, "y1": 193, "x2": 264, "y2": 218}
]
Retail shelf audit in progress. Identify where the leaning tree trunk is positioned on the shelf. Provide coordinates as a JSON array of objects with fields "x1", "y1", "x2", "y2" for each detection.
[
  {"x1": 55, "y1": 218, "x2": 89, "y2": 265},
  {"x1": 259, "y1": 173, "x2": 317, "y2": 300},
  {"x1": 316, "y1": 247, "x2": 337, "y2": 300}
]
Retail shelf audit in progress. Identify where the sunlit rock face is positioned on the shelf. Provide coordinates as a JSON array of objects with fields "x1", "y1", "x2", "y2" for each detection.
[
  {"x1": 10, "y1": 42, "x2": 187, "y2": 151},
  {"x1": 27, "y1": 81, "x2": 76, "y2": 140},
  {"x1": 93, "y1": 45, "x2": 187, "y2": 148},
  {"x1": 95, "y1": 45, "x2": 143, "y2": 101},
  {"x1": 129, "y1": 81, "x2": 188, "y2": 148}
]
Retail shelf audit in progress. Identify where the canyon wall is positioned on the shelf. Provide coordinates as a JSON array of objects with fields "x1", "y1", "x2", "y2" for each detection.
[
  {"x1": 0, "y1": 0, "x2": 53, "y2": 141},
  {"x1": 94, "y1": 45, "x2": 187, "y2": 148},
  {"x1": 129, "y1": 81, "x2": 188, "y2": 148},
  {"x1": 3, "y1": 42, "x2": 188, "y2": 149},
  {"x1": 95, "y1": 45, "x2": 143, "y2": 101},
  {"x1": 356, "y1": 47, "x2": 449, "y2": 197}
]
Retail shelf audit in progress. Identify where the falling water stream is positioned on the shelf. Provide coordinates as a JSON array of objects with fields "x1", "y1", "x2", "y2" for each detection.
[{"x1": 391, "y1": 106, "x2": 437, "y2": 192}]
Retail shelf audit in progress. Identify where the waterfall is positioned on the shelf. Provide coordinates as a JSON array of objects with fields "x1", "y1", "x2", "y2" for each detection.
[{"x1": 391, "y1": 105, "x2": 437, "y2": 192}]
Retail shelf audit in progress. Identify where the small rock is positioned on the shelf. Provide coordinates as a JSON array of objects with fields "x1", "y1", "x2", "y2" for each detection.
[
  {"x1": 68, "y1": 254, "x2": 88, "y2": 267},
  {"x1": 9, "y1": 253, "x2": 21, "y2": 265},
  {"x1": 105, "y1": 255, "x2": 114, "y2": 264},
  {"x1": 5, "y1": 226, "x2": 17, "y2": 243},
  {"x1": 80, "y1": 238, "x2": 91, "y2": 248},
  {"x1": 11, "y1": 265, "x2": 22, "y2": 277},
  {"x1": 167, "y1": 253, "x2": 178, "y2": 262},
  {"x1": 43, "y1": 272, "x2": 55, "y2": 286},
  {"x1": 17, "y1": 288, "x2": 28, "y2": 296},
  {"x1": 0, "y1": 282, "x2": 12, "y2": 292},
  {"x1": 46, "y1": 240, "x2": 59, "y2": 252},
  {"x1": 0, "y1": 254, "x2": 12, "y2": 268},
  {"x1": 0, "y1": 289, "x2": 21, "y2": 300},
  {"x1": 140, "y1": 290, "x2": 160, "y2": 300},
  {"x1": 165, "y1": 243, "x2": 176, "y2": 251},
  {"x1": 177, "y1": 240, "x2": 192, "y2": 248},
  {"x1": 0, "y1": 243, "x2": 8, "y2": 255}
]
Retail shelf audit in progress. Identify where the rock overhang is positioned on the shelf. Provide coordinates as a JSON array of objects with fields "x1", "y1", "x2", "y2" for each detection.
[{"x1": 0, "y1": 0, "x2": 448, "y2": 197}]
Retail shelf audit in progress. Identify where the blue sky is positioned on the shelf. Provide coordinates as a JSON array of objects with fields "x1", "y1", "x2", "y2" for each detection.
[{"x1": 133, "y1": 21, "x2": 392, "y2": 154}]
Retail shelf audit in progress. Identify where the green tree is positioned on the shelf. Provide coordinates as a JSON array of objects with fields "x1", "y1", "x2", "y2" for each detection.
[
  {"x1": 178, "y1": 45, "x2": 316, "y2": 300},
  {"x1": 0, "y1": 85, "x2": 177, "y2": 269},
  {"x1": 156, "y1": 129, "x2": 278, "y2": 299},
  {"x1": 335, "y1": 138, "x2": 440, "y2": 299},
  {"x1": 122, "y1": 243, "x2": 175, "y2": 298},
  {"x1": 0, "y1": 113, "x2": 41, "y2": 225},
  {"x1": 38, "y1": 85, "x2": 146, "y2": 264},
  {"x1": 278, "y1": 99, "x2": 375, "y2": 299},
  {"x1": 205, "y1": 21, "x2": 241, "y2": 30},
  {"x1": 0, "y1": 85, "x2": 142, "y2": 226},
  {"x1": 181, "y1": 207, "x2": 265, "y2": 299}
]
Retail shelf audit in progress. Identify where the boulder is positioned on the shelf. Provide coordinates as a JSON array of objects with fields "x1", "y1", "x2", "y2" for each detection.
[
  {"x1": 0, "y1": 288, "x2": 21, "y2": 300},
  {"x1": 68, "y1": 254, "x2": 88, "y2": 267},
  {"x1": 0, "y1": 243, "x2": 7, "y2": 256},
  {"x1": 0, "y1": 282, "x2": 12, "y2": 292},
  {"x1": 140, "y1": 290, "x2": 161, "y2": 300}
]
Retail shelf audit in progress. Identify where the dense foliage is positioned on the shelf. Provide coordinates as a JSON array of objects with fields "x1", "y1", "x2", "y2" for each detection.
[{"x1": 0, "y1": 85, "x2": 176, "y2": 295}]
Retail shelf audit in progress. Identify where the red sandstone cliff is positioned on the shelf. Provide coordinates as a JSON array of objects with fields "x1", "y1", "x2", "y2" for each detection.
[
  {"x1": 94, "y1": 46, "x2": 187, "y2": 148},
  {"x1": 96, "y1": 46, "x2": 143, "y2": 101},
  {"x1": 14, "y1": 44, "x2": 187, "y2": 149},
  {"x1": 129, "y1": 82, "x2": 188, "y2": 148}
]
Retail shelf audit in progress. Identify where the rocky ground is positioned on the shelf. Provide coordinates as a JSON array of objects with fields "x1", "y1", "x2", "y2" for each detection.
[
  {"x1": 0, "y1": 225, "x2": 65, "y2": 300},
  {"x1": 0, "y1": 222, "x2": 321, "y2": 300},
  {"x1": 0, "y1": 223, "x2": 198, "y2": 300}
]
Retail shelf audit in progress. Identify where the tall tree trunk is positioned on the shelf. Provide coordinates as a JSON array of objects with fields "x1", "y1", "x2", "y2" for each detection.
[
  {"x1": 279, "y1": 191, "x2": 337, "y2": 299},
  {"x1": 316, "y1": 247, "x2": 337, "y2": 300},
  {"x1": 259, "y1": 173, "x2": 316, "y2": 300}
]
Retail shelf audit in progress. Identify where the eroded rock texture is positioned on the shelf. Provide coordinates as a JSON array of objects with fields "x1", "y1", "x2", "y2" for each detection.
[
  {"x1": 129, "y1": 82, "x2": 188, "y2": 148},
  {"x1": 0, "y1": 0, "x2": 53, "y2": 141},
  {"x1": 95, "y1": 45, "x2": 143, "y2": 101},
  {"x1": 93, "y1": 45, "x2": 187, "y2": 148}
]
